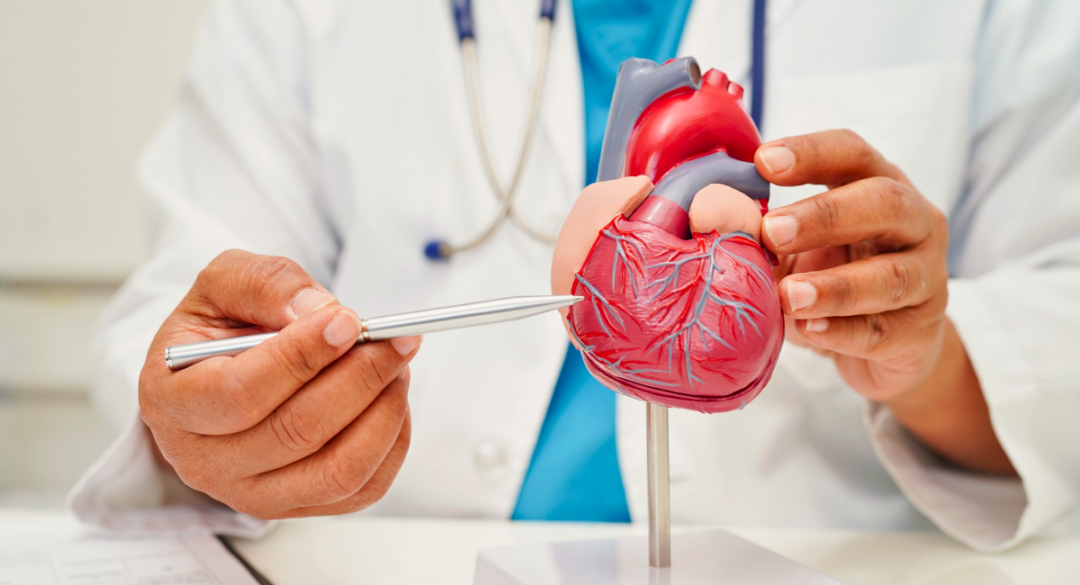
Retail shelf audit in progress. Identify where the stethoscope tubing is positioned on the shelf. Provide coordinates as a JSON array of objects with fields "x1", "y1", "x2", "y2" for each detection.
[
  {"x1": 453, "y1": 18, "x2": 558, "y2": 253},
  {"x1": 431, "y1": 1, "x2": 560, "y2": 260},
  {"x1": 432, "y1": 0, "x2": 767, "y2": 260}
]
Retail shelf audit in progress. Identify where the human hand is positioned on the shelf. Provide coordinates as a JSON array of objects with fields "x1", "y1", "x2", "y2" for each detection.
[
  {"x1": 755, "y1": 130, "x2": 1012, "y2": 474},
  {"x1": 139, "y1": 250, "x2": 421, "y2": 518},
  {"x1": 755, "y1": 129, "x2": 949, "y2": 402}
]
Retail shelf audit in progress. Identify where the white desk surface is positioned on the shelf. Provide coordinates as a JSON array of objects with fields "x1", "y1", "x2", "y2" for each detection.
[
  {"x1": 3, "y1": 511, "x2": 1078, "y2": 584},
  {"x1": 232, "y1": 517, "x2": 1078, "y2": 585}
]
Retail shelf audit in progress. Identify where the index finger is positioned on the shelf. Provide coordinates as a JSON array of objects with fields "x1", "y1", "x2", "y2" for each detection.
[
  {"x1": 761, "y1": 177, "x2": 937, "y2": 255},
  {"x1": 161, "y1": 304, "x2": 363, "y2": 435},
  {"x1": 755, "y1": 129, "x2": 910, "y2": 190}
]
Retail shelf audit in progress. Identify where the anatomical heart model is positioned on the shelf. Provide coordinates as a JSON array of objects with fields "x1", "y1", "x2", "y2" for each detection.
[{"x1": 552, "y1": 57, "x2": 784, "y2": 414}]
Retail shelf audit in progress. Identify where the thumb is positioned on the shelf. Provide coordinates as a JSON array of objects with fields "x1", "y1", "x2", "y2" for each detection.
[
  {"x1": 551, "y1": 176, "x2": 653, "y2": 303},
  {"x1": 181, "y1": 250, "x2": 335, "y2": 332}
]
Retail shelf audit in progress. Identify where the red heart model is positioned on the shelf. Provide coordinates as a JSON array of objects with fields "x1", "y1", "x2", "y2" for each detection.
[{"x1": 565, "y1": 58, "x2": 784, "y2": 414}]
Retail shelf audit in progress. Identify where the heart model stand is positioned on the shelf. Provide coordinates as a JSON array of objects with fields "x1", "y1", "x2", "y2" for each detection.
[
  {"x1": 474, "y1": 406, "x2": 842, "y2": 584},
  {"x1": 474, "y1": 58, "x2": 844, "y2": 584},
  {"x1": 646, "y1": 402, "x2": 672, "y2": 568}
]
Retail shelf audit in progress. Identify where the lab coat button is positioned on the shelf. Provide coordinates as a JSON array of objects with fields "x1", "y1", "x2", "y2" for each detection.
[{"x1": 473, "y1": 441, "x2": 507, "y2": 480}]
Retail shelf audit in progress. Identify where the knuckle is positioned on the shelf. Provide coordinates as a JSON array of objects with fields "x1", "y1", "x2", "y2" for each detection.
[
  {"x1": 217, "y1": 373, "x2": 266, "y2": 432},
  {"x1": 353, "y1": 482, "x2": 393, "y2": 511},
  {"x1": 929, "y1": 204, "x2": 948, "y2": 231},
  {"x1": 788, "y1": 133, "x2": 822, "y2": 168},
  {"x1": 850, "y1": 133, "x2": 875, "y2": 165},
  {"x1": 919, "y1": 267, "x2": 945, "y2": 304},
  {"x1": 214, "y1": 249, "x2": 247, "y2": 264},
  {"x1": 928, "y1": 204, "x2": 949, "y2": 241},
  {"x1": 223, "y1": 478, "x2": 290, "y2": 520},
  {"x1": 827, "y1": 275, "x2": 857, "y2": 313},
  {"x1": 347, "y1": 346, "x2": 401, "y2": 392},
  {"x1": 266, "y1": 335, "x2": 319, "y2": 382},
  {"x1": 255, "y1": 254, "x2": 300, "y2": 281},
  {"x1": 138, "y1": 374, "x2": 160, "y2": 416},
  {"x1": 790, "y1": 133, "x2": 817, "y2": 157},
  {"x1": 247, "y1": 255, "x2": 302, "y2": 297},
  {"x1": 890, "y1": 183, "x2": 916, "y2": 220},
  {"x1": 933, "y1": 262, "x2": 950, "y2": 291},
  {"x1": 269, "y1": 407, "x2": 326, "y2": 454},
  {"x1": 883, "y1": 257, "x2": 912, "y2": 305},
  {"x1": 871, "y1": 177, "x2": 908, "y2": 213},
  {"x1": 837, "y1": 129, "x2": 876, "y2": 168},
  {"x1": 320, "y1": 451, "x2": 371, "y2": 502},
  {"x1": 228, "y1": 497, "x2": 278, "y2": 520},
  {"x1": 178, "y1": 468, "x2": 206, "y2": 493},
  {"x1": 399, "y1": 412, "x2": 413, "y2": 448},
  {"x1": 226, "y1": 403, "x2": 264, "y2": 432},
  {"x1": 808, "y1": 195, "x2": 842, "y2": 235},
  {"x1": 178, "y1": 461, "x2": 218, "y2": 495},
  {"x1": 225, "y1": 498, "x2": 256, "y2": 517},
  {"x1": 923, "y1": 290, "x2": 949, "y2": 316},
  {"x1": 329, "y1": 488, "x2": 382, "y2": 516},
  {"x1": 862, "y1": 314, "x2": 891, "y2": 353},
  {"x1": 197, "y1": 250, "x2": 245, "y2": 287},
  {"x1": 383, "y1": 383, "x2": 410, "y2": 421},
  {"x1": 923, "y1": 208, "x2": 950, "y2": 288},
  {"x1": 836, "y1": 128, "x2": 863, "y2": 144},
  {"x1": 340, "y1": 433, "x2": 409, "y2": 513}
]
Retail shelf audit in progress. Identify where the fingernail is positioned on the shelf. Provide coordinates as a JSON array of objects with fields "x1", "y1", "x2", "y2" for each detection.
[
  {"x1": 763, "y1": 215, "x2": 797, "y2": 248},
  {"x1": 787, "y1": 280, "x2": 817, "y2": 312},
  {"x1": 390, "y1": 335, "x2": 422, "y2": 356},
  {"x1": 292, "y1": 288, "x2": 335, "y2": 318},
  {"x1": 760, "y1": 145, "x2": 795, "y2": 174},
  {"x1": 324, "y1": 311, "x2": 361, "y2": 347},
  {"x1": 398, "y1": 366, "x2": 411, "y2": 383},
  {"x1": 805, "y1": 318, "x2": 829, "y2": 332}
]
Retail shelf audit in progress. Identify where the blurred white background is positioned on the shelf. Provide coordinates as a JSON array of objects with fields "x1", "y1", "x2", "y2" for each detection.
[{"x1": 0, "y1": 0, "x2": 211, "y2": 505}]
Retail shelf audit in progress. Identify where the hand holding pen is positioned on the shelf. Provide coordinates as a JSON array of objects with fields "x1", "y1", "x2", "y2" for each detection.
[
  {"x1": 139, "y1": 250, "x2": 419, "y2": 519},
  {"x1": 138, "y1": 250, "x2": 578, "y2": 519}
]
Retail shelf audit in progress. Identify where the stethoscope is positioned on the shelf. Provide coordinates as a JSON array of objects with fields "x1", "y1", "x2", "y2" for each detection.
[{"x1": 425, "y1": 0, "x2": 767, "y2": 261}]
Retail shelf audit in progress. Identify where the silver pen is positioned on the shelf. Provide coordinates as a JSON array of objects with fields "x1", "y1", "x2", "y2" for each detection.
[{"x1": 165, "y1": 295, "x2": 582, "y2": 370}]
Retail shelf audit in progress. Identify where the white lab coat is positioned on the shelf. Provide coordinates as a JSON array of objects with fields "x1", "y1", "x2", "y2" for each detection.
[{"x1": 70, "y1": 0, "x2": 1080, "y2": 552}]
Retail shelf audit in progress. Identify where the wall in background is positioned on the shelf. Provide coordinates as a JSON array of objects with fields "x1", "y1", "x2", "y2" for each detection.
[{"x1": 0, "y1": 0, "x2": 211, "y2": 503}]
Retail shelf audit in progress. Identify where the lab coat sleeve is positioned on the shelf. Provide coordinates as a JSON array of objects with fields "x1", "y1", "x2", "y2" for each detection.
[
  {"x1": 865, "y1": 0, "x2": 1080, "y2": 553},
  {"x1": 69, "y1": 0, "x2": 338, "y2": 535}
]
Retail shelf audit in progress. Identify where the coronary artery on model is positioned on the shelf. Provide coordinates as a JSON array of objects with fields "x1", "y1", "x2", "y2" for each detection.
[{"x1": 564, "y1": 57, "x2": 784, "y2": 414}]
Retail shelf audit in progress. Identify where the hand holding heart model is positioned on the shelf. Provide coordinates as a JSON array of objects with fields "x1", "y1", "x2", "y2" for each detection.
[{"x1": 552, "y1": 57, "x2": 784, "y2": 414}]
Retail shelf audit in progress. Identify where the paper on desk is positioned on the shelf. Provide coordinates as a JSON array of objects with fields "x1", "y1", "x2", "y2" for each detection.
[{"x1": 0, "y1": 516, "x2": 259, "y2": 585}]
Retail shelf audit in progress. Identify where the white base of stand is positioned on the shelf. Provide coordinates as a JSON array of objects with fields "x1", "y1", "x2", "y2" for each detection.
[{"x1": 474, "y1": 530, "x2": 844, "y2": 585}]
